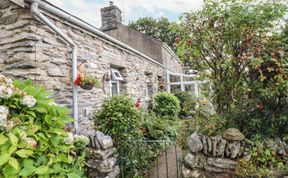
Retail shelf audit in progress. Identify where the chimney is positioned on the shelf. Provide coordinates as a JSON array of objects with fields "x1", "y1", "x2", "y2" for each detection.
[{"x1": 100, "y1": 1, "x2": 122, "y2": 31}]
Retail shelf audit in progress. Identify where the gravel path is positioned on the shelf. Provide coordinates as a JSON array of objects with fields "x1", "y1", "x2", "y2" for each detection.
[{"x1": 149, "y1": 144, "x2": 182, "y2": 178}]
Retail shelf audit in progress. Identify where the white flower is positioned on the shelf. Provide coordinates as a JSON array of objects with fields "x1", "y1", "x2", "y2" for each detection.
[
  {"x1": 21, "y1": 95, "x2": 36, "y2": 107},
  {"x1": 0, "y1": 75, "x2": 13, "y2": 88},
  {"x1": 74, "y1": 134, "x2": 89, "y2": 145},
  {"x1": 64, "y1": 132, "x2": 74, "y2": 144},
  {"x1": 0, "y1": 106, "x2": 9, "y2": 129},
  {"x1": 0, "y1": 86, "x2": 13, "y2": 99}
]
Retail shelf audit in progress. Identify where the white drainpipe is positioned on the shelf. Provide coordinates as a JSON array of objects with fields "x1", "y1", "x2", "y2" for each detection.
[{"x1": 29, "y1": 1, "x2": 79, "y2": 133}]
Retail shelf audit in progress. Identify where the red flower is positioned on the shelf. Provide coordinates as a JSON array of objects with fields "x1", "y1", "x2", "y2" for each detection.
[{"x1": 74, "y1": 74, "x2": 81, "y2": 86}]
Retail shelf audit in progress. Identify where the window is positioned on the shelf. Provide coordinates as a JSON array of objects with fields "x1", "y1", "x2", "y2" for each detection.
[
  {"x1": 110, "y1": 68, "x2": 123, "y2": 96},
  {"x1": 111, "y1": 68, "x2": 123, "y2": 81}
]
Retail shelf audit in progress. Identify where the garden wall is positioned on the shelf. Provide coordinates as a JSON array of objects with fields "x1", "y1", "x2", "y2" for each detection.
[
  {"x1": 85, "y1": 131, "x2": 119, "y2": 178},
  {"x1": 182, "y1": 128, "x2": 288, "y2": 177},
  {"x1": 0, "y1": 0, "x2": 182, "y2": 134}
]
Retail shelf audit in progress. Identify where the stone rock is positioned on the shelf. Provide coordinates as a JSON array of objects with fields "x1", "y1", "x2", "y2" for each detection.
[
  {"x1": 96, "y1": 157, "x2": 117, "y2": 173},
  {"x1": 211, "y1": 137, "x2": 219, "y2": 157},
  {"x1": 188, "y1": 132, "x2": 203, "y2": 153},
  {"x1": 228, "y1": 142, "x2": 241, "y2": 159},
  {"x1": 0, "y1": 13, "x2": 19, "y2": 25},
  {"x1": 96, "y1": 131, "x2": 113, "y2": 149},
  {"x1": 242, "y1": 152, "x2": 252, "y2": 161},
  {"x1": 216, "y1": 139, "x2": 227, "y2": 157},
  {"x1": 182, "y1": 166, "x2": 202, "y2": 178},
  {"x1": 206, "y1": 158, "x2": 237, "y2": 169},
  {"x1": 86, "y1": 147, "x2": 116, "y2": 160},
  {"x1": 223, "y1": 128, "x2": 245, "y2": 141},
  {"x1": 207, "y1": 136, "x2": 212, "y2": 153},
  {"x1": 225, "y1": 145, "x2": 231, "y2": 158},
  {"x1": 94, "y1": 135, "x2": 101, "y2": 149},
  {"x1": 201, "y1": 135, "x2": 208, "y2": 155},
  {"x1": 185, "y1": 153, "x2": 198, "y2": 168},
  {"x1": 107, "y1": 165, "x2": 120, "y2": 178}
]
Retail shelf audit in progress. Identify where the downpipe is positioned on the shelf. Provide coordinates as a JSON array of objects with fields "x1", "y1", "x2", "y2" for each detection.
[{"x1": 30, "y1": 1, "x2": 79, "y2": 133}]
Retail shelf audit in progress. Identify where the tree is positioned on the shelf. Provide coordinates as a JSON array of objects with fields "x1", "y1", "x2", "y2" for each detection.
[
  {"x1": 128, "y1": 17, "x2": 178, "y2": 49},
  {"x1": 174, "y1": 0, "x2": 287, "y2": 115}
]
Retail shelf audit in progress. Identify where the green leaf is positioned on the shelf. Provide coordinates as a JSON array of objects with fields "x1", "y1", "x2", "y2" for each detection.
[
  {"x1": 23, "y1": 159, "x2": 34, "y2": 168},
  {"x1": 67, "y1": 173, "x2": 81, "y2": 178},
  {"x1": 0, "y1": 153, "x2": 11, "y2": 166},
  {"x1": 15, "y1": 149, "x2": 33, "y2": 158},
  {"x1": 18, "y1": 166, "x2": 36, "y2": 177},
  {"x1": 0, "y1": 134, "x2": 9, "y2": 145},
  {"x1": 3, "y1": 164, "x2": 19, "y2": 177},
  {"x1": 33, "y1": 107, "x2": 47, "y2": 113},
  {"x1": 35, "y1": 165, "x2": 49, "y2": 175},
  {"x1": 8, "y1": 157, "x2": 19, "y2": 170},
  {"x1": 8, "y1": 145, "x2": 17, "y2": 154},
  {"x1": 8, "y1": 133, "x2": 18, "y2": 146}
]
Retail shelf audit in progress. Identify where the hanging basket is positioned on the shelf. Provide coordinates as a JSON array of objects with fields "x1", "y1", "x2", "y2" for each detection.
[{"x1": 79, "y1": 83, "x2": 94, "y2": 90}]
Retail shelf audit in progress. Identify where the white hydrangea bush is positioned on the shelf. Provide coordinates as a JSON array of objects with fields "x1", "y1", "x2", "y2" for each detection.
[
  {"x1": 65, "y1": 132, "x2": 89, "y2": 146},
  {"x1": 0, "y1": 74, "x2": 37, "y2": 130}
]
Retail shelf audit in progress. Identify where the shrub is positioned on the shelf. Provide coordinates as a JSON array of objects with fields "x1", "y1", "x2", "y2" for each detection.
[
  {"x1": 236, "y1": 140, "x2": 287, "y2": 177},
  {"x1": 0, "y1": 75, "x2": 86, "y2": 178},
  {"x1": 174, "y1": 91, "x2": 197, "y2": 117},
  {"x1": 142, "y1": 112, "x2": 179, "y2": 142},
  {"x1": 153, "y1": 92, "x2": 180, "y2": 119},
  {"x1": 94, "y1": 95, "x2": 143, "y2": 147},
  {"x1": 94, "y1": 95, "x2": 143, "y2": 176}
]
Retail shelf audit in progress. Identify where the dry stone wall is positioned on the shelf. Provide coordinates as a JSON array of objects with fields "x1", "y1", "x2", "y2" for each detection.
[
  {"x1": 0, "y1": 0, "x2": 173, "y2": 134},
  {"x1": 85, "y1": 131, "x2": 119, "y2": 178},
  {"x1": 182, "y1": 128, "x2": 288, "y2": 178}
]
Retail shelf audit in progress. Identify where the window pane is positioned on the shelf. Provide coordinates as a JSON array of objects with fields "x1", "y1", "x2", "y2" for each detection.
[
  {"x1": 183, "y1": 76, "x2": 195, "y2": 82},
  {"x1": 169, "y1": 75, "x2": 181, "y2": 83},
  {"x1": 170, "y1": 85, "x2": 181, "y2": 93},
  {"x1": 114, "y1": 72, "x2": 121, "y2": 78},
  {"x1": 184, "y1": 84, "x2": 196, "y2": 95},
  {"x1": 111, "y1": 82, "x2": 118, "y2": 96}
]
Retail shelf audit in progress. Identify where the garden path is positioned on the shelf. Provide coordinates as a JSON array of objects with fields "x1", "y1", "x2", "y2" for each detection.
[{"x1": 149, "y1": 144, "x2": 182, "y2": 178}]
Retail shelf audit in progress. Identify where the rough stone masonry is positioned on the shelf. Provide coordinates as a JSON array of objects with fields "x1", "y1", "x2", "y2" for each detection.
[{"x1": 0, "y1": 0, "x2": 183, "y2": 134}]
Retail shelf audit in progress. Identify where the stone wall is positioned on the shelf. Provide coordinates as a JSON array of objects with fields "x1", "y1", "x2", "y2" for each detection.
[
  {"x1": 0, "y1": 0, "x2": 172, "y2": 134},
  {"x1": 162, "y1": 44, "x2": 183, "y2": 73},
  {"x1": 85, "y1": 131, "x2": 119, "y2": 178},
  {"x1": 182, "y1": 128, "x2": 288, "y2": 178}
]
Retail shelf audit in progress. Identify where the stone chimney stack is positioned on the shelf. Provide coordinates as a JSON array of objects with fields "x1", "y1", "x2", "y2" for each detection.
[{"x1": 100, "y1": 1, "x2": 122, "y2": 31}]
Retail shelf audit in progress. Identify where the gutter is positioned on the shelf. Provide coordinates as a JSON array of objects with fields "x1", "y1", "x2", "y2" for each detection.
[
  {"x1": 29, "y1": 0, "x2": 79, "y2": 133},
  {"x1": 26, "y1": 0, "x2": 165, "y2": 68}
]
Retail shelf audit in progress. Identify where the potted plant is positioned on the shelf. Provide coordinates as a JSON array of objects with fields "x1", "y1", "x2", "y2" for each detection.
[{"x1": 74, "y1": 74, "x2": 100, "y2": 90}]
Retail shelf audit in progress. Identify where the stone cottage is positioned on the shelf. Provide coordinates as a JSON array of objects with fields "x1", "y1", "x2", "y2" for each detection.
[{"x1": 0, "y1": 0, "x2": 199, "y2": 134}]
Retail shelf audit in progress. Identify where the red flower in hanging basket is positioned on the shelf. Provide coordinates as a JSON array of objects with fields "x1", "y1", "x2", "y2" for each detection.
[{"x1": 73, "y1": 74, "x2": 100, "y2": 90}]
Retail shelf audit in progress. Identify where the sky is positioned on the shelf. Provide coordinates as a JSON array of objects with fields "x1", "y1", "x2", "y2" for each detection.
[{"x1": 46, "y1": 0, "x2": 204, "y2": 28}]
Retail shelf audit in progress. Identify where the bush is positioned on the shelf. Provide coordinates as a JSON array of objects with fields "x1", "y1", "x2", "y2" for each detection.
[
  {"x1": 142, "y1": 113, "x2": 179, "y2": 142},
  {"x1": 236, "y1": 140, "x2": 287, "y2": 177},
  {"x1": 153, "y1": 92, "x2": 180, "y2": 119},
  {"x1": 94, "y1": 95, "x2": 143, "y2": 147},
  {"x1": 94, "y1": 95, "x2": 144, "y2": 176},
  {"x1": 0, "y1": 75, "x2": 86, "y2": 178},
  {"x1": 174, "y1": 91, "x2": 197, "y2": 117}
]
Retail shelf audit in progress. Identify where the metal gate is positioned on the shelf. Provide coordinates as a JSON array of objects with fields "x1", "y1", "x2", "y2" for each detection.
[{"x1": 118, "y1": 140, "x2": 183, "y2": 178}]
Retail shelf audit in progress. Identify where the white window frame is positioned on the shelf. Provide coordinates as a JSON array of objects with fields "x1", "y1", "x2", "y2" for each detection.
[
  {"x1": 167, "y1": 70, "x2": 206, "y2": 98},
  {"x1": 110, "y1": 68, "x2": 123, "y2": 81},
  {"x1": 110, "y1": 68, "x2": 123, "y2": 97}
]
